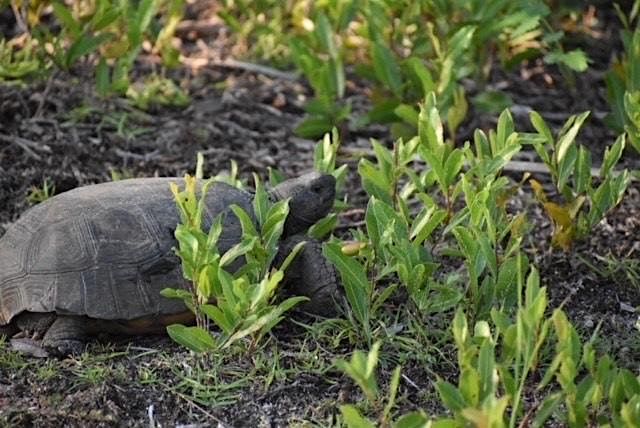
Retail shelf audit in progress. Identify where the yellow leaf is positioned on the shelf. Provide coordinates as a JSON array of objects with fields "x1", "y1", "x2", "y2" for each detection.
[
  {"x1": 551, "y1": 224, "x2": 575, "y2": 252},
  {"x1": 461, "y1": 407, "x2": 489, "y2": 428},
  {"x1": 567, "y1": 195, "x2": 586, "y2": 219},
  {"x1": 529, "y1": 179, "x2": 548, "y2": 203},
  {"x1": 509, "y1": 213, "x2": 527, "y2": 238},
  {"x1": 543, "y1": 202, "x2": 572, "y2": 229},
  {"x1": 101, "y1": 38, "x2": 130, "y2": 59},
  {"x1": 341, "y1": 241, "x2": 367, "y2": 256}
]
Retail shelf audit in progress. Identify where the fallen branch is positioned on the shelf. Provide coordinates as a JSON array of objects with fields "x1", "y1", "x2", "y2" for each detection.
[
  {"x1": 182, "y1": 56, "x2": 299, "y2": 81},
  {"x1": 0, "y1": 133, "x2": 52, "y2": 161},
  {"x1": 338, "y1": 146, "x2": 634, "y2": 179}
]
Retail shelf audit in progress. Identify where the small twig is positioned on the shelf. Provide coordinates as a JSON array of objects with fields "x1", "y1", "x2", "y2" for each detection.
[
  {"x1": 213, "y1": 58, "x2": 299, "y2": 81},
  {"x1": 114, "y1": 148, "x2": 161, "y2": 162},
  {"x1": 401, "y1": 373, "x2": 420, "y2": 391},
  {"x1": 10, "y1": 2, "x2": 28, "y2": 34},
  {"x1": 172, "y1": 388, "x2": 228, "y2": 426},
  {"x1": 198, "y1": 147, "x2": 249, "y2": 159},
  {"x1": 509, "y1": 103, "x2": 609, "y2": 121},
  {"x1": 176, "y1": 20, "x2": 222, "y2": 37},
  {"x1": 258, "y1": 380, "x2": 301, "y2": 400},
  {"x1": 339, "y1": 208, "x2": 366, "y2": 218},
  {"x1": 33, "y1": 71, "x2": 58, "y2": 118},
  {"x1": 335, "y1": 220, "x2": 366, "y2": 231},
  {"x1": 338, "y1": 147, "x2": 634, "y2": 179},
  {"x1": 0, "y1": 133, "x2": 52, "y2": 161},
  {"x1": 182, "y1": 56, "x2": 299, "y2": 81}
]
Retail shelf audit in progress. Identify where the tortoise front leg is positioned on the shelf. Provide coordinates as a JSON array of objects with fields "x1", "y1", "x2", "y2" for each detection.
[
  {"x1": 277, "y1": 235, "x2": 342, "y2": 316},
  {"x1": 0, "y1": 323, "x2": 18, "y2": 338},
  {"x1": 42, "y1": 315, "x2": 88, "y2": 356}
]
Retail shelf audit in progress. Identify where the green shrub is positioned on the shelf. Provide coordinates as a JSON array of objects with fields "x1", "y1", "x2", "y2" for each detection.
[
  {"x1": 522, "y1": 112, "x2": 630, "y2": 250},
  {"x1": 339, "y1": 265, "x2": 640, "y2": 427},
  {"x1": 2, "y1": 0, "x2": 185, "y2": 103},
  {"x1": 162, "y1": 174, "x2": 307, "y2": 352},
  {"x1": 218, "y1": 1, "x2": 588, "y2": 139}
]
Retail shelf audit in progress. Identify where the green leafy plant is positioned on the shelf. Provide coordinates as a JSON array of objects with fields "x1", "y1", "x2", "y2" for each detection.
[
  {"x1": 337, "y1": 95, "x2": 528, "y2": 328},
  {"x1": 5, "y1": 0, "x2": 184, "y2": 97},
  {"x1": 436, "y1": 265, "x2": 640, "y2": 427},
  {"x1": 309, "y1": 128, "x2": 348, "y2": 239},
  {"x1": 523, "y1": 112, "x2": 631, "y2": 250},
  {"x1": 219, "y1": 1, "x2": 587, "y2": 139},
  {"x1": 290, "y1": 11, "x2": 350, "y2": 138},
  {"x1": 336, "y1": 342, "x2": 425, "y2": 428},
  {"x1": 0, "y1": 37, "x2": 43, "y2": 81},
  {"x1": 451, "y1": 110, "x2": 528, "y2": 317},
  {"x1": 161, "y1": 174, "x2": 307, "y2": 352},
  {"x1": 339, "y1": 264, "x2": 640, "y2": 427},
  {"x1": 26, "y1": 178, "x2": 55, "y2": 204},
  {"x1": 217, "y1": 0, "x2": 300, "y2": 64},
  {"x1": 606, "y1": 0, "x2": 640, "y2": 151},
  {"x1": 126, "y1": 73, "x2": 190, "y2": 110}
]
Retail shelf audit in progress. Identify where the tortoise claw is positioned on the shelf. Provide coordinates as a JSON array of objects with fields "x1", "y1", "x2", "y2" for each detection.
[
  {"x1": 43, "y1": 339, "x2": 86, "y2": 357},
  {"x1": 10, "y1": 338, "x2": 50, "y2": 358}
]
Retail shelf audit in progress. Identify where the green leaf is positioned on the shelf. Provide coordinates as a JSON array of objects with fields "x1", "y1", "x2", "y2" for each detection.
[
  {"x1": 418, "y1": 94, "x2": 445, "y2": 152},
  {"x1": 394, "y1": 104, "x2": 420, "y2": 126},
  {"x1": 372, "y1": 41, "x2": 403, "y2": 98},
  {"x1": 556, "y1": 143, "x2": 577, "y2": 191},
  {"x1": 406, "y1": 57, "x2": 435, "y2": 95},
  {"x1": 230, "y1": 204, "x2": 258, "y2": 238},
  {"x1": 308, "y1": 213, "x2": 338, "y2": 239},
  {"x1": 262, "y1": 199, "x2": 290, "y2": 252},
  {"x1": 366, "y1": 197, "x2": 407, "y2": 257},
  {"x1": 65, "y1": 33, "x2": 114, "y2": 69},
  {"x1": 555, "y1": 112, "x2": 589, "y2": 166},
  {"x1": 220, "y1": 237, "x2": 257, "y2": 268},
  {"x1": 96, "y1": 57, "x2": 110, "y2": 96},
  {"x1": 472, "y1": 91, "x2": 514, "y2": 114},
  {"x1": 574, "y1": 146, "x2": 592, "y2": 194},
  {"x1": 478, "y1": 340, "x2": 496, "y2": 401},
  {"x1": 316, "y1": 12, "x2": 338, "y2": 59},
  {"x1": 201, "y1": 304, "x2": 234, "y2": 335},
  {"x1": 295, "y1": 116, "x2": 335, "y2": 139},
  {"x1": 324, "y1": 242, "x2": 371, "y2": 327},
  {"x1": 252, "y1": 174, "x2": 269, "y2": 227},
  {"x1": 340, "y1": 405, "x2": 376, "y2": 428},
  {"x1": 422, "y1": 284, "x2": 463, "y2": 313},
  {"x1": 544, "y1": 49, "x2": 590, "y2": 72},
  {"x1": 91, "y1": 5, "x2": 122, "y2": 32},
  {"x1": 435, "y1": 380, "x2": 467, "y2": 412},
  {"x1": 128, "y1": 0, "x2": 156, "y2": 49},
  {"x1": 529, "y1": 111, "x2": 554, "y2": 146},
  {"x1": 393, "y1": 411, "x2": 431, "y2": 428},
  {"x1": 459, "y1": 368, "x2": 480, "y2": 406},
  {"x1": 277, "y1": 240, "x2": 306, "y2": 273},
  {"x1": 224, "y1": 296, "x2": 307, "y2": 348},
  {"x1": 166, "y1": 324, "x2": 215, "y2": 352},
  {"x1": 452, "y1": 307, "x2": 469, "y2": 351},
  {"x1": 359, "y1": 160, "x2": 393, "y2": 204},
  {"x1": 444, "y1": 149, "x2": 465, "y2": 188},
  {"x1": 160, "y1": 287, "x2": 193, "y2": 301},
  {"x1": 410, "y1": 204, "x2": 447, "y2": 246},
  {"x1": 383, "y1": 366, "x2": 402, "y2": 421},
  {"x1": 52, "y1": 1, "x2": 81, "y2": 39},
  {"x1": 601, "y1": 134, "x2": 625, "y2": 178}
]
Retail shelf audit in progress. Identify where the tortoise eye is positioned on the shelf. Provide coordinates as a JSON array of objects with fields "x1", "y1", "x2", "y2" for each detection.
[{"x1": 311, "y1": 182, "x2": 323, "y2": 193}]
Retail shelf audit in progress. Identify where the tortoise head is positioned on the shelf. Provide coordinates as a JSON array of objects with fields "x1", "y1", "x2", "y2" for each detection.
[{"x1": 269, "y1": 172, "x2": 336, "y2": 236}]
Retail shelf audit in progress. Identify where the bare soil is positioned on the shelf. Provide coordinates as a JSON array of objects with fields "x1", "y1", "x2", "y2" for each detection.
[{"x1": 1, "y1": 3, "x2": 639, "y2": 427}]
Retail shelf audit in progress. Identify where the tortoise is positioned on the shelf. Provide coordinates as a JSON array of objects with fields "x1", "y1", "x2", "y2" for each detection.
[{"x1": 0, "y1": 172, "x2": 339, "y2": 355}]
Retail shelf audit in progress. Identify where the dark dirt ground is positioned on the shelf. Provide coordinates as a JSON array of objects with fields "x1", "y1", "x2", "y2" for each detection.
[{"x1": 1, "y1": 3, "x2": 640, "y2": 427}]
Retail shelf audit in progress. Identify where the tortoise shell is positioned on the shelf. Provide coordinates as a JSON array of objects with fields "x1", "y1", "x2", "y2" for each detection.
[{"x1": 0, "y1": 178, "x2": 252, "y2": 325}]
